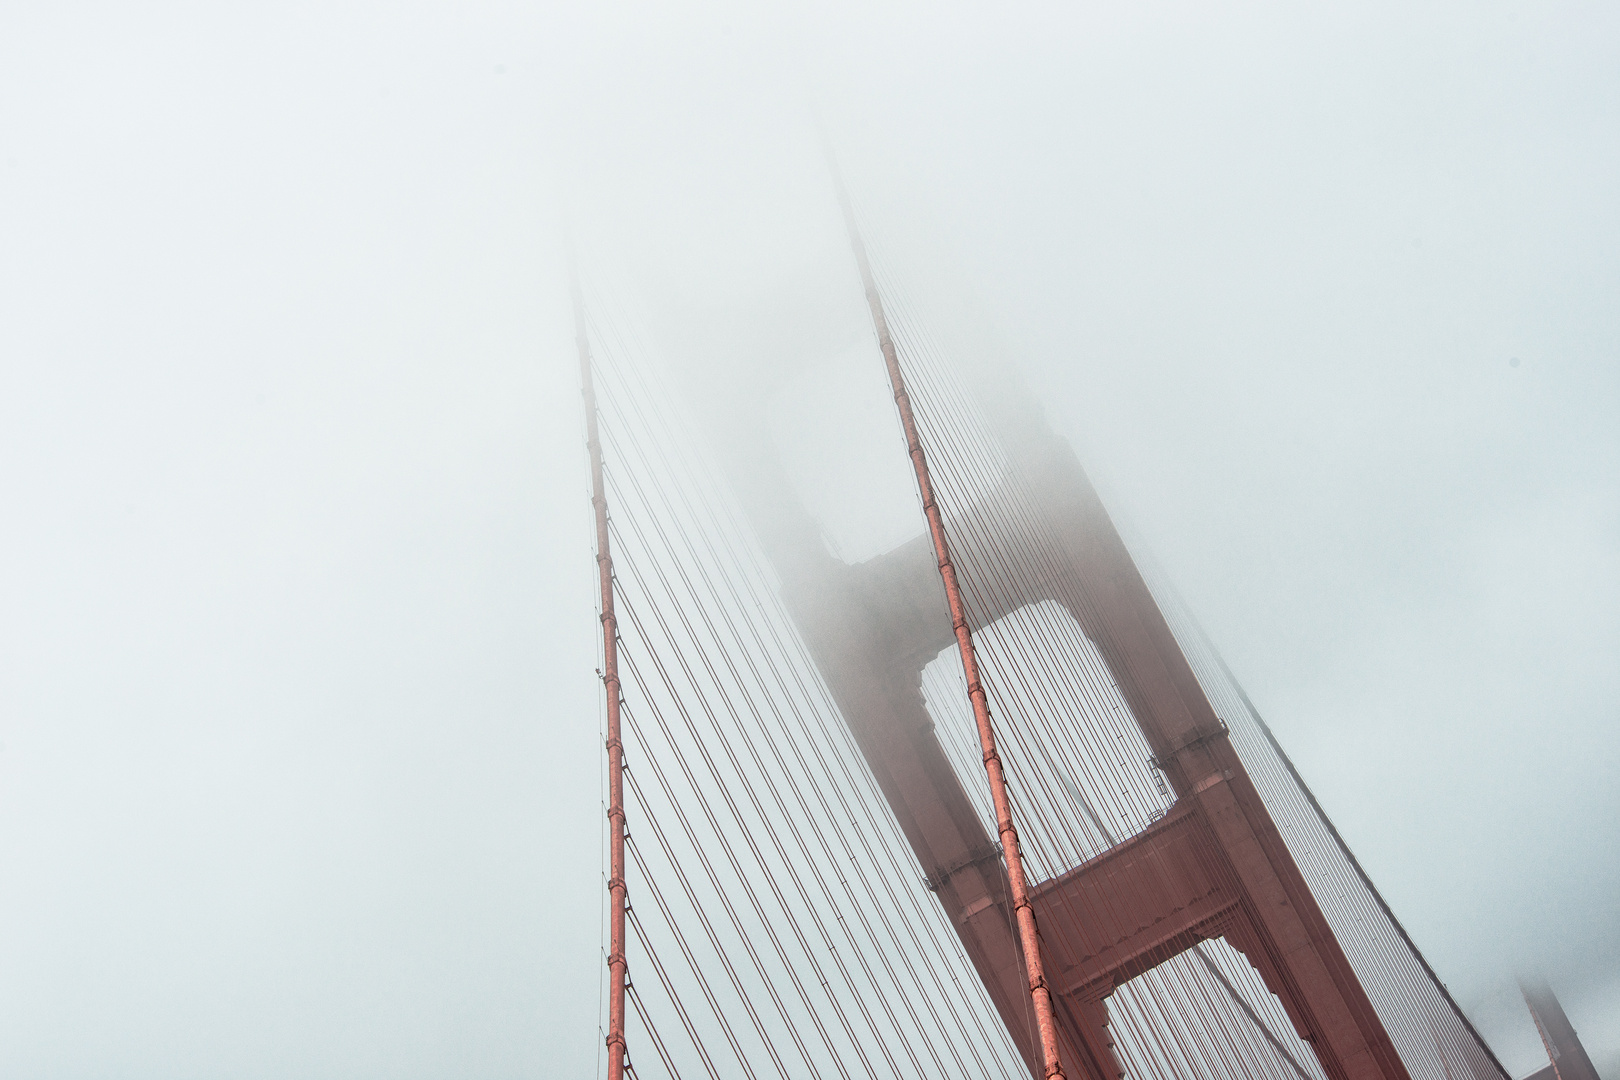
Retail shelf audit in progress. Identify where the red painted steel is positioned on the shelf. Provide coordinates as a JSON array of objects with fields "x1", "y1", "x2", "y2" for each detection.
[
  {"x1": 1522, "y1": 980, "x2": 1601, "y2": 1080},
  {"x1": 804, "y1": 174, "x2": 1415, "y2": 1080},
  {"x1": 1008, "y1": 436, "x2": 1414, "y2": 1080},
  {"x1": 835, "y1": 186, "x2": 1071, "y2": 1080},
  {"x1": 631, "y1": 166, "x2": 1447, "y2": 1078},
  {"x1": 576, "y1": 283, "x2": 628, "y2": 1080}
]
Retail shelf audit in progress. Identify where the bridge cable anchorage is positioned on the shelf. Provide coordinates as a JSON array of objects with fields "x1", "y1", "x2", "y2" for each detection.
[
  {"x1": 576, "y1": 275, "x2": 630, "y2": 1080},
  {"x1": 830, "y1": 155, "x2": 1070, "y2": 1080}
]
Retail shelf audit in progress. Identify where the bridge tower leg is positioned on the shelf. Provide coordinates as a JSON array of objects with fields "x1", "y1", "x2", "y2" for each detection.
[{"x1": 1521, "y1": 979, "x2": 1602, "y2": 1080}]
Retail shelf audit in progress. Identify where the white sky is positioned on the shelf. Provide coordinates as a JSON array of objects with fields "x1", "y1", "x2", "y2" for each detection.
[{"x1": 1, "y1": 2, "x2": 1614, "y2": 1078}]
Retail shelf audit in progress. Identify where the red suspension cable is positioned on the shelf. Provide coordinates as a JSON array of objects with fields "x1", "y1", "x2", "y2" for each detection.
[
  {"x1": 833, "y1": 178, "x2": 1069, "y2": 1080},
  {"x1": 577, "y1": 281, "x2": 629, "y2": 1080}
]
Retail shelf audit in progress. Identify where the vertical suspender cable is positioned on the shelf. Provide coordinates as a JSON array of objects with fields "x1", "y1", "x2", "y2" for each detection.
[
  {"x1": 577, "y1": 280, "x2": 629, "y2": 1080},
  {"x1": 831, "y1": 170, "x2": 1069, "y2": 1080}
]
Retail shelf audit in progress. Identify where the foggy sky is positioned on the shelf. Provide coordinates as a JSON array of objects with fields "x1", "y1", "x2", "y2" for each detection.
[{"x1": 1, "y1": 2, "x2": 1615, "y2": 1079}]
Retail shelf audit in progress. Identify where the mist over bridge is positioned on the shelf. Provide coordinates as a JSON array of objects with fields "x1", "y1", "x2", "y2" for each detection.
[{"x1": 574, "y1": 182, "x2": 1601, "y2": 1080}]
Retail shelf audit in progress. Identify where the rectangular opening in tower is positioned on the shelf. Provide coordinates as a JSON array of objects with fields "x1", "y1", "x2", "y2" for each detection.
[
  {"x1": 920, "y1": 599, "x2": 1175, "y2": 883},
  {"x1": 1107, "y1": 938, "x2": 1328, "y2": 1080}
]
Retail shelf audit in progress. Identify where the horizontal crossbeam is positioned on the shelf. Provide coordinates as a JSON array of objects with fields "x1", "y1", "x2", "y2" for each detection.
[{"x1": 1032, "y1": 807, "x2": 1239, "y2": 1002}]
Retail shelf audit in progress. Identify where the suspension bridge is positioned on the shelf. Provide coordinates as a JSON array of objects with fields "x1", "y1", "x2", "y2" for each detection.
[{"x1": 572, "y1": 178, "x2": 1601, "y2": 1080}]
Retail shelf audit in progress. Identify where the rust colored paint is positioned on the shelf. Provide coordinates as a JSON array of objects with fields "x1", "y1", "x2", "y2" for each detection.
[
  {"x1": 576, "y1": 283, "x2": 628, "y2": 1080},
  {"x1": 834, "y1": 182, "x2": 1070, "y2": 1080}
]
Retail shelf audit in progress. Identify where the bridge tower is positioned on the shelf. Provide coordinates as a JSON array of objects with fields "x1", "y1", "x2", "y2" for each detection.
[
  {"x1": 1521, "y1": 981, "x2": 1602, "y2": 1080},
  {"x1": 668, "y1": 236, "x2": 1417, "y2": 1080}
]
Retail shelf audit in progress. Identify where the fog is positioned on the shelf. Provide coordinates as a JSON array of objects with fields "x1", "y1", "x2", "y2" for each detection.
[{"x1": 1, "y1": 2, "x2": 1614, "y2": 1078}]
